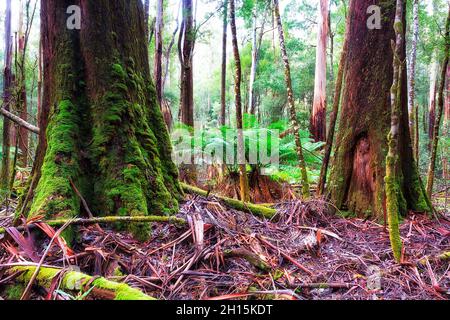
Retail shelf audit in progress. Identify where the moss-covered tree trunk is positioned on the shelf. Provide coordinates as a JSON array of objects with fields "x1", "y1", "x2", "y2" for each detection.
[
  {"x1": 0, "y1": 0, "x2": 13, "y2": 189},
  {"x1": 22, "y1": 0, "x2": 182, "y2": 241},
  {"x1": 327, "y1": 0, "x2": 429, "y2": 219},
  {"x1": 274, "y1": 0, "x2": 310, "y2": 199}
]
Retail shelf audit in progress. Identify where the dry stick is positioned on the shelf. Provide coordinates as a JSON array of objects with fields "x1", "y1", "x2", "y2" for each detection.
[
  {"x1": 69, "y1": 178, "x2": 103, "y2": 232},
  {"x1": 426, "y1": 7, "x2": 450, "y2": 198},
  {"x1": 20, "y1": 218, "x2": 73, "y2": 300},
  {"x1": 256, "y1": 235, "x2": 312, "y2": 275},
  {"x1": 0, "y1": 107, "x2": 39, "y2": 134},
  {"x1": 317, "y1": 18, "x2": 349, "y2": 196}
]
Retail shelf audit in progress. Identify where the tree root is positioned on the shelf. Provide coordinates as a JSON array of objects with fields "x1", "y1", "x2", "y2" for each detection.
[
  {"x1": 181, "y1": 183, "x2": 276, "y2": 219},
  {"x1": 3, "y1": 266, "x2": 154, "y2": 300}
]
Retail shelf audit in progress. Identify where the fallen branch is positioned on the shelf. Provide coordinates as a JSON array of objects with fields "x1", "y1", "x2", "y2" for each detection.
[
  {"x1": 0, "y1": 215, "x2": 186, "y2": 234},
  {"x1": 181, "y1": 183, "x2": 276, "y2": 219},
  {"x1": 3, "y1": 266, "x2": 154, "y2": 300},
  {"x1": 0, "y1": 108, "x2": 40, "y2": 134}
]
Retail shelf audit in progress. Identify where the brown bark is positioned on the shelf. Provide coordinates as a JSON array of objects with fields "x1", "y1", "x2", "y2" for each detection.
[
  {"x1": 408, "y1": 0, "x2": 419, "y2": 154},
  {"x1": 317, "y1": 10, "x2": 349, "y2": 196},
  {"x1": 0, "y1": 0, "x2": 13, "y2": 188},
  {"x1": 426, "y1": 6, "x2": 450, "y2": 198},
  {"x1": 17, "y1": 0, "x2": 29, "y2": 167},
  {"x1": 230, "y1": 0, "x2": 250, "y2": 202},
  {"x1": 428, "y1": 59, "x2": 438, "y2": 143},
  {"x1": 179, "y1": 0, "x2": 195, "y2": 127},
  {"x1": 24, "y1": 0, "x2": 181, "y2": 242},
  {"x1": 274, "y1": 0, "x2": 310, "y2": 199},
  {"x1": 328, "y1": 0, "x2": 428, "y2": 218},
  {"x1": 310, "y1": 0, "x2": 328, "y2": 142},
  {"x1": 145, "y1": 0, "x2": 150, "y2": 40},
  {"x1": 154, "y1": 0, "x2": 164, "y2": 104},
  {"x1": 220, "y1": 0, "x2": 228, "y2": 126}
]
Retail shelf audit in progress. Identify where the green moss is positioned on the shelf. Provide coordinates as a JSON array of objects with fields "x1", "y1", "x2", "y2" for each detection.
[
  {"x1": 11, "y1": 266, "x2": 154, "y2": 300},
  {"x1": 5, "y1": 284, "x2": 25, "y2": 300}
]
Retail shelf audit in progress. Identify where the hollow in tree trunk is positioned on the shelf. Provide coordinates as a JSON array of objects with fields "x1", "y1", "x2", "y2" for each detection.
[
  {"x1": 22, "y1": 0, "x2": 182, "y2": 242},
  {"x1": 327, "y1": 0, "x2": 429, "y2": 219}
]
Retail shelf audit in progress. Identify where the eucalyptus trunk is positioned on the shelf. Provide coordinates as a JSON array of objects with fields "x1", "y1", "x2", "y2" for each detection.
[
  {"x1": 0, "y1": 0, "x2": 13, "y2": 189},
  {"x1": 426, "y1": 7, "x2": 450, "y2": 199},
  {"x1": 310, "y1": 0, "x2": 328, "y2": 142},
  {"x1": 230, "y1": 0, "x2": 250, "y2": 202},
  {"x1": 23, "y1": 0, "x2": 182, "y2": 242},
  {"x1": 328, "y1": 0, "x2": 429, "y2": 219}
]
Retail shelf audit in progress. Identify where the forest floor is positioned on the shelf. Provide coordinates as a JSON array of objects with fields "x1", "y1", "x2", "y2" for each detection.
[{"x1": 0, "y1": 192, "x2": 449, "y2": 300}]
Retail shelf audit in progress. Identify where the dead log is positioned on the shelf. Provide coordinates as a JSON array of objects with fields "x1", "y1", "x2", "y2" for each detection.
[{"x1": 181, "y1": 183, "x2": 276, "y2": 219}]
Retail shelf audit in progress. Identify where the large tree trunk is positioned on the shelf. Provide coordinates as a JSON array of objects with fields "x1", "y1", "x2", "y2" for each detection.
[
  {"x1": 179, "y1": 0, "x2": 195, "y2": 127},
  {"x1": 274, "y1": 0, "x2": 310, "y2": 199},
  {"x1": 317, "y1": 9, "x2": 349, "y2": 196},
  {"x1": 328, "y1": 0, "x2": 429, "y2": 218},
  {"x1": 23, "y1": 0, "x2": 182, "y2": 241},
  {"x1": 310, "y1": 0, "x2": 328, "y2": 142},
  {"x1": 230, "y1": 0, "x2": 250, "y2": 202},
  {"x1": 220, "y1": 0, "x2": 228, "y2": 126},
  {"x1": 426, "y1": 6, "x2": 450, "y2": 199},
  {"x1": 408, "y1": 0, "x2": 419, "y2": 160},
  {"x1": 154, "y1": 0, "x2": 164, "y2": 104},
  {"x1": 0, "y1": 0, "x2": 13, "y2": 189}
]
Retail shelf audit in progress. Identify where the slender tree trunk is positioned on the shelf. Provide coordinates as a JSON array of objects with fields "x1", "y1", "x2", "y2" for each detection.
[
  {"x1": 428, "y1": 57, "x2": 438, "y2": 144},
  {"x1": 24, "y1": 0, "x2": 182, "y2": 242},
  {"x1": 317, "y1": 10, "x2": 349, "y2": 196},
  {"x1": 248, "y1": 12, "x2": 265, "y2": 115},
  {"x1": 426, "y1": 7, "x2": 450, "y2": 199},
  {"x1": 17, "y1": 0, "x2": 29, "y2": 167},
  {"x1": 408, "y1": 0, "x2": 419, "y2": 155},
  {"x1": 328, "y1": 0, "x2": 429, "y2": 218},
  {"x1": 145, "y1": 0, "x2": 150, "y2": 41},
  {"x1": 0, "y1": 0, "x2": 13, "y2": 189},
  {"x1": 230, "y1": 0, "x2": 250, "y2": 202},
  {"x1": 414, "y1": 103, "x2": 419, "y2": 163},
  {"x1": 220, "y1": 0, "x2": 228, "y2": 126},
  {"x1": 385, "y1": 0, "x2": 405, "y2": 263},
  {"x1": 154, "y1": 0, "x2": 164, "y2": 104},
  {"x1": 274, "y1": 0, "x2": 310, "y2": 199},
  {"x1": 310, "y1": 0, "x2": 328, "y2": 142},
  {"x1": 179, "y1": 0, "x2": 195, "y2": 127}
]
